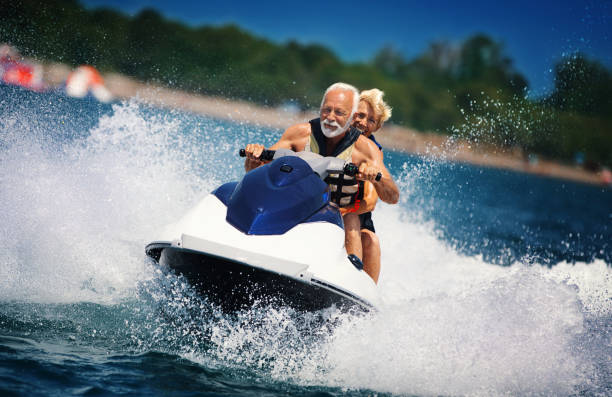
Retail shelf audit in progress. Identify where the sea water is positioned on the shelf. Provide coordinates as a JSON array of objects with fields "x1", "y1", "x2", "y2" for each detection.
[{"x1": 1, "y1": 84, "x2": 610, "y2": 396}]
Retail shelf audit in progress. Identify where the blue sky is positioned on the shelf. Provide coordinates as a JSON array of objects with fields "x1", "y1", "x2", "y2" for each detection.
[{"x1": 82, "y1": 0, "x2": 611, "y2": 95}]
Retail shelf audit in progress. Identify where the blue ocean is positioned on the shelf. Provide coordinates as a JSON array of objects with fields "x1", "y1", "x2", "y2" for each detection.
[{"x1": 1, "y1": 84, "x2": 610, "y2": 396}]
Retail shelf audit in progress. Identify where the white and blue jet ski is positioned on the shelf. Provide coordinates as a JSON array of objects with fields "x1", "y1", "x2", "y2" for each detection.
[{"x1": 145, "y1": 148, "x2": 379, "y2": 312}]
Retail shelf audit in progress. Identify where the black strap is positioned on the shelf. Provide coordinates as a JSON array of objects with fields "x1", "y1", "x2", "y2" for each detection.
[{"x1": 324, "y1": 175, "x2": 365, "y2": 206}]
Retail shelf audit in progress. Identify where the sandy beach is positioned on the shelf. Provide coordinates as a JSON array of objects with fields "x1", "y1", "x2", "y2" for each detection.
[{"x1": 43, "y1": 63, "x2": 611, "y2": 186}]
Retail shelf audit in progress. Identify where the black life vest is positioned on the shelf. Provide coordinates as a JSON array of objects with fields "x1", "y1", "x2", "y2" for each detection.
[{"x1": 307, "y1": 118, "x2": 364, "y2": 208}]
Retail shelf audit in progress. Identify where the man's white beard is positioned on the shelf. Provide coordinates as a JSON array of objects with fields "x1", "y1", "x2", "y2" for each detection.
[{"x1": 321, "y1": 119, "x2": 349, "y2": 138}]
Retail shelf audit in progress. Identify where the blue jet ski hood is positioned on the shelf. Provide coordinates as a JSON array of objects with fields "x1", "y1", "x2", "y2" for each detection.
[{"x1": 213, "y1": 155, "x2": 340, "y2": 235}]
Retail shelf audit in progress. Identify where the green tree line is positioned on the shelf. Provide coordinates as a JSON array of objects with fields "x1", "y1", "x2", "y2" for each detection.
[{"x1": 2, "y1": 0, "x2": 611, "y2": 167}]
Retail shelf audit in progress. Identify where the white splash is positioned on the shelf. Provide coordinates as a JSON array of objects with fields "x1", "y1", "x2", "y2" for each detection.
[{"x1": 0, "y1": 100, "x2": 216, "y2": 303}]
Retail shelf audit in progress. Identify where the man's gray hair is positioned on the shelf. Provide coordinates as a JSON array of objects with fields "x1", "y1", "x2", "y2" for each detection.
[{"x1": 321, "y1": 82, "x2": 359, "y2": 116}]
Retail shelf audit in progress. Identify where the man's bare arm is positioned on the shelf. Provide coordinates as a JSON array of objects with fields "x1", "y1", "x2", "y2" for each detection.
[
  {"x1": 356, "y1": 139, "x2": 400, "y2": 204},
  {"x1": 269, "y1": 123, "x2": 310, "y2": 151},
  {"x1": 369, "y1": 148, "x2": 399, "y2": 204},
  {"x1": 244, "y1": 123, "x2": 310, "y2": 171}
]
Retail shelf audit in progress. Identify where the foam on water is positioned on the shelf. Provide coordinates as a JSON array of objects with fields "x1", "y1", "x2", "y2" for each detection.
[
  {"x1": 0, "y1": 100, "x2": 218, "y2": 302},
  {"x1": 304, "y1": 208, "x2": 608, "y2": 395},
  {"x1": 1, "y1": 98, "x2": 610, "y2": 396},
  {"x1": 191, "y1": 205, "x2": 609, "y2": 395}
]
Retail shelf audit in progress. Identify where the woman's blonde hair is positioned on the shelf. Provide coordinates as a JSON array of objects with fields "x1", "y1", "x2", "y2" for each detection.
[{"x1": 359, "y1": 88, "x2": 392, "y2": 131}]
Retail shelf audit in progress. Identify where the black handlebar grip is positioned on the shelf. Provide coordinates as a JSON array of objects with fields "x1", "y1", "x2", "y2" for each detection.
[
  {"x1": 239, "y1": 148, "x2": 276, "y2": 161},
  {"x1": 343, "y1": 164, "x2": 382, "y2": 181},
  {"x1": 343, "y1": 163, "x2": 359, "y2": 176},
  {"x1": 260, "y1": 150, "x2": 275, "y2": 161}
]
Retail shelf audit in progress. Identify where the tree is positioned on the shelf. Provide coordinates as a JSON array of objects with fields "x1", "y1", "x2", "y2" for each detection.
[
  {"x1": 456, "y1": 34, "x2": 527, "y2": 96},
  {"x1": 548, "y1": 54, "x2": 612, "y2": 118}
]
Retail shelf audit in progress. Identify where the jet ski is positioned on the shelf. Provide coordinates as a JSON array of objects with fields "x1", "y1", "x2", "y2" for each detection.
[{"x1": 145, "y1": 148, "x2": 379, "y2": 313}]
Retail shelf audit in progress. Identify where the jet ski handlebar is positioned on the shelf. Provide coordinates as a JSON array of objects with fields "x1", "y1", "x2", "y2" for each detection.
[
  {"x1": 240, "y1": 148, "x2": 275, "y2": 161},
  {"x1": 239, "y1": 148, "x2": 381, "y2": 181}
]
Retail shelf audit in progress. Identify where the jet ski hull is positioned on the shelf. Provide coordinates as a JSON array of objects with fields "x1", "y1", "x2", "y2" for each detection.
[
  {"x1": 147, "y1": 243, "x2": 373, "y2": 313},
  {"x1": 146, "y1": 153, "x2": 379, "y2": 313}
]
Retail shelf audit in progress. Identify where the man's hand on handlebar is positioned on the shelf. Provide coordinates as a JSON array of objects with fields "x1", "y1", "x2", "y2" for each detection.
[
  {"x1": 244, "y1": 144, "x2": 266, "y2": 160},
  {"x1": 357, "y1": 163, "x2": 383, "y2": 182},
  {"x1": 243, "y1": 143, "x2": 266, "y2": 171}
]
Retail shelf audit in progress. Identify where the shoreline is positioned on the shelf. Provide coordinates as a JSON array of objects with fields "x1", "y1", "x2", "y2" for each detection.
[{"x1": 43, "y1": 63, "x2": 611, "y2": 187}]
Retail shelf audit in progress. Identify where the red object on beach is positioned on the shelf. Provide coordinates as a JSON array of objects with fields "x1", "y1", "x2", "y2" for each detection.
[{"x1": 1, "y1": 59, "x2": 43, "y2": 90}]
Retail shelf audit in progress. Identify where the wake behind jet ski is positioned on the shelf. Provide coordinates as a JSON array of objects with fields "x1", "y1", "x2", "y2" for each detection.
[{"x1": 145, "y1": 149, "x2": 380, "y2": 313}]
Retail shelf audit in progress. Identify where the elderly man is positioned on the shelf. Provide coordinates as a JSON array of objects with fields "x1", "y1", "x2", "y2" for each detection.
[
  {"x1": 347, "y1": 88, "x2": 398, "y2": 283},
  {"x1": 244, "y1": 82, "x2": 397, "y2": 282}
]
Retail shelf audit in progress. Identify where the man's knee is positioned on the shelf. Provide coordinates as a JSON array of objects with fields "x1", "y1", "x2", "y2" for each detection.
[{"x1": 361, "y1": 229, "x2": 379, "y2": 249}]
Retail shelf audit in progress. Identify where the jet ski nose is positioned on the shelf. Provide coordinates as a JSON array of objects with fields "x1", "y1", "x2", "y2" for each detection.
[{"x1": 226, "y1": 155, "x2": 328, "y2": 235}]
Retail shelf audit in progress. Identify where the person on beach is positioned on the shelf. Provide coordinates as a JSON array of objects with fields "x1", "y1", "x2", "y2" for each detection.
[
  {"x1": 345, "y1": 88, "x2": 397, "y2": 283},
  {"x1": 244, "y1": 82, "x2": 399, "y2": 283}
]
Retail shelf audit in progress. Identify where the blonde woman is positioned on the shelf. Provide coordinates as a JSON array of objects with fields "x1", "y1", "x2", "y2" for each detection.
[{"x1": 345, "y1": 88, "x2": 398, "y2": 283}]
